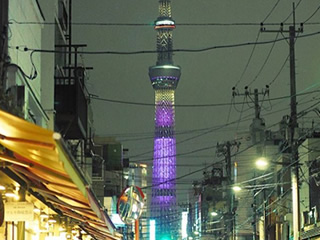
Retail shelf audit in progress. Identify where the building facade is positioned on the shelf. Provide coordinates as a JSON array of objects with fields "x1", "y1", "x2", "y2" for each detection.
[{"x1": 0, "y1": 0, "x2": 122, "y2": 239}]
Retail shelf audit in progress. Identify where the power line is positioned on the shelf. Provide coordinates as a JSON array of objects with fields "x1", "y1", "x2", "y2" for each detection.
[
  {"x1": 268, "y1": 54, "x2": 290, "y2": 86},
  {"x1": 282, "y1": 0, "x2": 303, "y2": 23},
  {"x1": 128, "y1": 95, "x2": 320, "y2": 159},
  {"x1": 141, "y1": 142, "x2": 260, "y2": 190},
  {"x1": 129, "y1": 97, "x2": 320, "y2": 168},
  {"x1": 91, "y1": 89, "x2": 320, "y2": 108},
  {"x1": 9, "y1": 19, "x2": 320, "y2": 27},
  {"x1": 17, "y1": 30, "x2": 320, "y2": 55},
  {"x1": 303, "y1": 3, "x2": 320, "y2": 24},
  {"x1": 248, "y1": 32, "x2": 280, "y2": 86},
  {"x1": 234, "y1": 31, "x2": 261, "y2": 87},
  {"x1": 234, "y1": 0, "x2": 281, "y2": 87},
  {"x1": 262, "y1": 0, "x2": 281, "y2": 23},
  {"x1": 131, "y1": 144, "x2": 219, "y2": 163}
]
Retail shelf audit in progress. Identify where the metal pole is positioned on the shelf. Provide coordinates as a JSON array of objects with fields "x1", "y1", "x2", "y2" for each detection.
[
  {"x1": 17, "y1": 188, "x2": 26, "y2": 240},
  {"x1": 135, "y1": 219, "x2": 140, "y2": 240}
]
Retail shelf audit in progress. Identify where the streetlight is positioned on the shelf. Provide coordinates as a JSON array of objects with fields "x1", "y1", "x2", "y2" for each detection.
[
  {"x1": 255, "y1": 157, "x2": 269, "y2": 170},
  {"x1": 232, "y1": 186, "x2": 242, "y2": 192},
  {"x1": 210, "y1": 211, "x2": 218, "y2": 217}
]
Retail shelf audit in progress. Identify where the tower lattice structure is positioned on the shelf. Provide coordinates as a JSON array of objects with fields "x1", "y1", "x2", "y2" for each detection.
[{"x1": 149, "y1": 0, "x2": 181, "y2": 238}]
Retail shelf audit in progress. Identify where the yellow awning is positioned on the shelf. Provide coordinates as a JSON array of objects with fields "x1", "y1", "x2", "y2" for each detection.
[{"x1": 0, "y1": 110, "x2": 122, "y2": 240}]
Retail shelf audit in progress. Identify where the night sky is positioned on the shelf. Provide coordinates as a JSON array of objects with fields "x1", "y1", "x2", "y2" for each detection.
[{"x1": 73, "y1": 0, "x2": 320, "y2": 202}]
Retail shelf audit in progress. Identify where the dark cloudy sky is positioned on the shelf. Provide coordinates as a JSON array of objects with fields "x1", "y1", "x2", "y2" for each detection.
[{"x1": 72, "y1": 0, "x2": 320, "y2": 200}]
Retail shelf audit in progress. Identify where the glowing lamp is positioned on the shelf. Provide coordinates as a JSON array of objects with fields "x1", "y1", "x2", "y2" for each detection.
[
  {"x1": 232, "y1": 186, "x2": 242, "y2": 192},
  {"x1": 33, "y1": 207, "x2": 41, "y2": 214},
  {"x1": 150, "y1": 219, "x2": 156, "y2": 240},
  {"x1": 210, "y1": 211, "x2": 218, "y2": 217},
  {"x1": 59, "y1": 226, "x2": 66, "y2": 232},
  {"x1": 5, "y1": 188, "x2": 19, "y2": 199},
  {"x1": 48, "y1": 216, "x2": 56, "y2": 224},
  {"x1": 255, "y1": 157, "x2": 268, "y2": 170},
  {"x1": 40, "y1": 212, "x2": 49, "y2": 218}
]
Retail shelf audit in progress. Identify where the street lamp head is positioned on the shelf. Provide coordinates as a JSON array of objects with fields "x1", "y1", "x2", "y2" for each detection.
[
  {"x1": 210, "y1": 211, "x2": 218, "y2": 217},
  {"x1": 232, "y1": 186, "x2": 242, "y2": 192},
  {"x1": 255, "y1": 157, "x2": 268, "y2": 170}
]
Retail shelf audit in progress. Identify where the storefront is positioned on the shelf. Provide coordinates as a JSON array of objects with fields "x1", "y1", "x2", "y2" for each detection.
[{"x1": 0, "y1": 110, "x2": 122, "y2": 240}]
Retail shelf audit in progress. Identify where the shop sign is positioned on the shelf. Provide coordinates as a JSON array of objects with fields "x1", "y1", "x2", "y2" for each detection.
[{"x1": 4, "y1": 202, "x2": 34, "y2": 221}]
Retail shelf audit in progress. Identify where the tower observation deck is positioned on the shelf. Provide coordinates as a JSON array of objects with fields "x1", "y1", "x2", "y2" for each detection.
[{"x1": 149, "y1": 0, "x2": 181, "y2": 238}]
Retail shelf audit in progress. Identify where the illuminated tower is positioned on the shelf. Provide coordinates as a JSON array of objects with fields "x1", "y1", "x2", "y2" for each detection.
[{"x1": 149, "y1": 0, "x2": 181, "y2": 238}]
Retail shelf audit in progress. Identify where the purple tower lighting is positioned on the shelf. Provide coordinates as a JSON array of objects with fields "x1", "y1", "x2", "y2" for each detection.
[{"x1": 149, "y1": 0, "x2": 181, "y2": 237}]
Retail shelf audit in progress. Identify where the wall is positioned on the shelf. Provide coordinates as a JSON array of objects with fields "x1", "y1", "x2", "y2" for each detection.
[
  {"x1": 7, "y1": 0, "x2": 53, "y2": 128},
  {"x1": 8, "y1": 0, "x2": 42, "y2": 100}
]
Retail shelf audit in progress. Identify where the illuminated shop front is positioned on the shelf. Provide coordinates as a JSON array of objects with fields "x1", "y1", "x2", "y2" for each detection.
[{"x1": 0, "y1": 110, "x2": 122, "y2": 240}]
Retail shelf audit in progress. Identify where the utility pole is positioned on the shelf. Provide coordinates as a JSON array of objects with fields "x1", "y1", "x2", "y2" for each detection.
[
  {"x1": 233, "y1": 86, "x2": 268, "y2": 240},
  {"x1": 216, "y1": 140, "x2": 240, "y2": 240},
  {"x1": 261, "y1": 4, "x2": 303, "y2": 239}
]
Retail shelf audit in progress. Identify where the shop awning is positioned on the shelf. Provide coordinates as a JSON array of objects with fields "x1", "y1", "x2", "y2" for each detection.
[{"x1": 0, "y1": 110, "x2": 122, "y2": 240}]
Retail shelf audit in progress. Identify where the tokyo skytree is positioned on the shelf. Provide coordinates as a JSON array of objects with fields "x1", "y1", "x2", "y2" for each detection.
[{"x1": 149, "y1": 0, "x2": 181, "y2": 238}]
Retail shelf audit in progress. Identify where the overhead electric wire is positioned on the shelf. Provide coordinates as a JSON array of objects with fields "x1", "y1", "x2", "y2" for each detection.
[
  {"x1": 303, "y1": 4, "x2": 320, "y2": 24},
  {"x1": 268, "y1": 54, "x2": 290, "y2": 86},
  {"x1": 232, "y1": 96, "x2": 247, "y2": 113},
  {"x1": 235, "y1": 96, "x2": 246, "y2": 133},
  {"x1": 128, "y1": 117, "x2": 250, "y2": 159},
  {"x1": 10, "y1": 3, "x2": 320, "y2": 230},
  {"x1": 248, "y1": 32, "x2": 280, "y2": 86},
  {"x1": 234, "y1": 0, "x2": 281, "y2": 88},
  {"x1": 129, "y1": 93, "x2": 320, "y2": 159},
  {"x1": 262, "y1": 0, "x2": 281, "y2": 23},
  {"x1": 140, "y1": 104, "x2": 320, "y2": 192},
  {"x1": 90, "y1": 89, "x2": 320, "y2": 108},
  {"x1": 18, "y1": 29, "x2": 320, "y2": 56},
  {"x1": 9, "y1": 19, "x2": 320, "y2": 27},
  {"x1": 282, "y1": 0, "x2": 303, "y2": 23},
  {"x1": 142, "y1": 147, "x2": 319, "y2": 226},
  {"x1": 118, "y1": 125, "x2": 248, "y2": 143},
  {"x1": 252, "y1": 139, "x2": 319, "y2": 217},
  {"x1": 142, "y1": 79, "x2": 320, "y2": 233},
  {"x1": 233, "y1": 134, "x2": 318, "y2": 231},
  {"x1": 131, "y1": 144, "x2": 219, "y2": 163},
  {"x1": 141, "y1": 143, "x2": 258, "y2": 190},
  {"x1": 234, "y1": 31, "x2": 261, "y2": 88}
]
